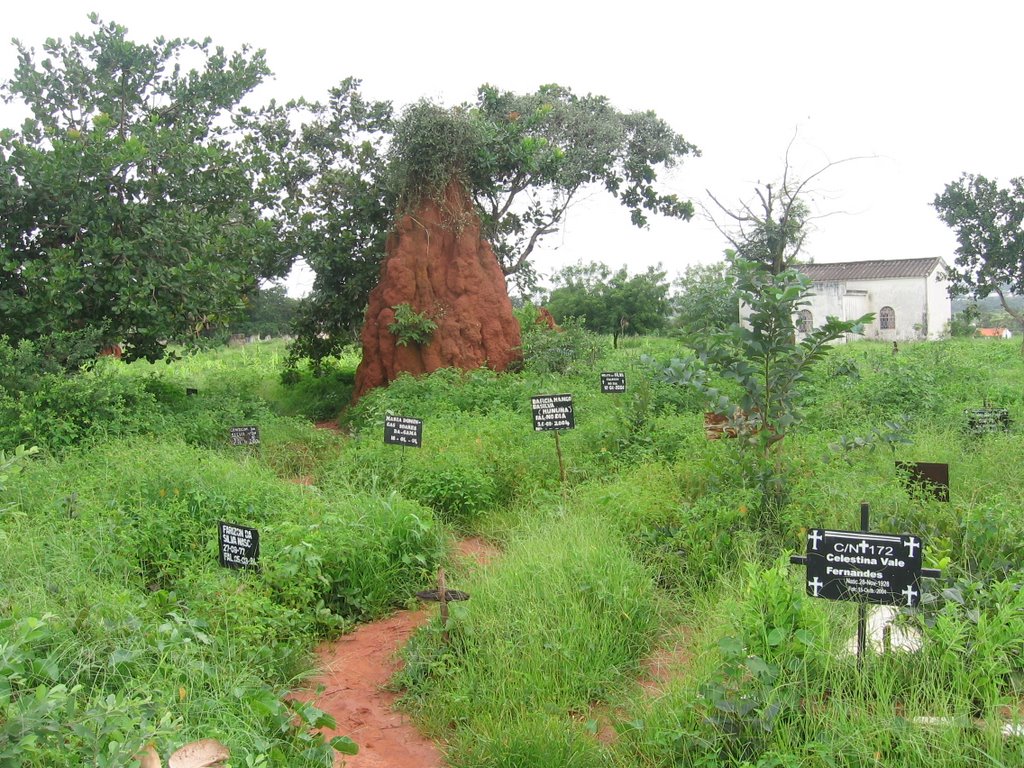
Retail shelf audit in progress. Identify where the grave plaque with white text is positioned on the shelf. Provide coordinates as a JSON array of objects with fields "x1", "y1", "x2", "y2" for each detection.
[
  {"x1": 804, "y1": 528, "x2": 923, "y2": 607},
  {"x1": 384, "y1": 415, "x2": 423, "y2": 447},
  {"x1": 531, "y1": 394, "x2": 575, "y2": 431},
  {"x1": 229, "y1": 426, "x2": 260, "y2": 446},
  {"x1": 600, "y1": 372, "x2": 627, "y2": 393},
  {"x1": 219, "y1": 521, "x2": 260, "y2": 569}
]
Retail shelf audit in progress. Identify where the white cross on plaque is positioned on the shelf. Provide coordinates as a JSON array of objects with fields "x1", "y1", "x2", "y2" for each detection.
[
  {"x1": 809, "y1": 577, "x2": 824, "y2": 597},
  {"x1": 903, "y1": 537, "x2": 920, "y2": 558},
  {"x1": 808, "y1": 530, "x2": 824, "y2": 550},
  {"x1": 902, "y1": 585, "x2": 918, "y2": 605}
]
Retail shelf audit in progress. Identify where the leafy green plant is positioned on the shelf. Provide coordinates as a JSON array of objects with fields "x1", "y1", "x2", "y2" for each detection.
[
  {"x1": 654, "y1": 259, "x2": 872, "y2": 513},
  {"x1": 388, "y1": 304, "x2": 439, "y2": 347},
  {"x1": 517, "y1": 316, "x2": 603, "y2": 374}
]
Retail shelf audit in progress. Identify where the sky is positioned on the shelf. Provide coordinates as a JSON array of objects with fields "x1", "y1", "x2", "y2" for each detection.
[{"x1": 3, "y1": 1, "x2": 1022, "y2": 297}]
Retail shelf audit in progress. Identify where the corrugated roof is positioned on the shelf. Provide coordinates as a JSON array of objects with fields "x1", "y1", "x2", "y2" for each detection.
[{"x1": 796, "y1": 257, "x2": 944, "y2": 281}]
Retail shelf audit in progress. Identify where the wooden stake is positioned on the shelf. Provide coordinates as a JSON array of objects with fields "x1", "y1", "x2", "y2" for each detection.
[
  {"x1": 438, "y1": 568, "x2": 449, "y2": 644},
  {"x1": 554, "y1": 430, "x2": 566, "y2": 484}
]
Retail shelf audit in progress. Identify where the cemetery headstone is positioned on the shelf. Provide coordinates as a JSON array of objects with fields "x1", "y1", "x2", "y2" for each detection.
[
  {"x1": 531, "y1": 394, "x2": 575, "y2": 431},
  {"x1": 896, "y1": 461, "x2": 949, "y2": 502},
  {"x1": 804, "y1": 528, "x2": 923, "y2": 607},
  {"x1": 219, "y1": 521, "x2": 259, "y2": 569},
  {"x1": 964, "y1": 406, "x2": 1010, "y2": 435},
  {"x1": 600, "y1": 372, "x2": 627, "y2": 393},
  {"x1": 229, "y1": 426, "x2": 260, "y2": 446},
  {"x1": 384, "y1": 415, "x2": 423, "y2": 447}
]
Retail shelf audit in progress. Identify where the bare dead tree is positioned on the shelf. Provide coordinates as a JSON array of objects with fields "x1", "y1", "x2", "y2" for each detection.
[{"x1": 705, "y1": 131, "x2": 872, "y2": 274}]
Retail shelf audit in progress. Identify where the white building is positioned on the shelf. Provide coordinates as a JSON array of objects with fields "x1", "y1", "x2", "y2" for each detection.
[{"x1": 794, "y1": 258, "x2": 951, "y2": 342}]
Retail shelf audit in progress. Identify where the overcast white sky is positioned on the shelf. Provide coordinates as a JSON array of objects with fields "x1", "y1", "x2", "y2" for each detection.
[{"x1": 4, "y1": 1, "x2": 1023, "y2": 297}]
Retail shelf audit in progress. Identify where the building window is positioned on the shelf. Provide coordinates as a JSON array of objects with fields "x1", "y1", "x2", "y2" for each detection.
[
  {"x1": 879, "y1": 306, "x2": 896, "y2": 330},
  {"x1": 797, "y1": 309, "x2": 813, "y2": 333}
]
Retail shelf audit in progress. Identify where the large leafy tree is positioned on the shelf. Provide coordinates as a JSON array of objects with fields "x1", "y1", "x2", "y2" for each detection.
[
  {"x1": 0, "y1": 16, "x2": 292, "y2": 361},
  {"x1": 933, "y1": 173, "x2": 1024, "y2": 346},
  {"x1": 289, "y1": 83, "x2": 698, "y2": 364},
  {"x1": 545, "y1": 261, "x2": 671, "y2": 347},
  {"x1": 672, "y1": 260, "x2": 739, "y2": 332},
  {"x1": 284, "y1": 79, "x2": 395, "y2": 366}
]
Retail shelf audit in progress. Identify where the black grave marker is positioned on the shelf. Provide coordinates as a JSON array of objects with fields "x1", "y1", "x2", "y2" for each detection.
[
  {"x1": 790, "y1": 502, "x2": 940, "y2": 665},
  {"x1": 803, "y1": 528, "x2": 923, "y2": 607},
  {"x1": 384, "y1": 415, "x2": 423, "y2": 447},
  {"x1": 896, "y1": 461, "x2": 949, "y2": 502},
  {"x1": 965, "y1": 407, "x2": 1010, "y2": 435},
  {"x1": 531, "y1": 394, "x2": 575, "y2": 431},
  {"x1": 229, "y1": 426, "x2": 260, "y2": 446},
  {"x1": 219, "y1": 521, "x2": 260, "y2": 569},
  {"x1": 186, "y1": 387, "x2": 198, "y2": 397},
  {"x1": 600, "y1": 372, "x2": 627, "y2": 393}
]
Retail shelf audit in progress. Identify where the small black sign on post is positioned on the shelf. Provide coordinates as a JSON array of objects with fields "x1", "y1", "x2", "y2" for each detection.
[
  {"x1": 186, "y1": 387, "x2": 198, "y2": 397},
  {"x1": 965, "y1": 405, "x2": 1010, "y2": 435},
  {"x1": 790, "y1": 503, "x2": 940, "y2": 665},
  {"x1": 531, "y1": 394, "x2": 574, "y2": 484},
  {"x1": 896, "y1": 461, "x2": 950, "y2": 502},
  {"x1": 600, "y1": 372, "x2": 627, "y2": 394},
  {"x1": 229, "y1": 426, "x2": 260, "y2": 446},
  {"x1": 384, "y1": 415, "x2": 423, "y2": 448},
  {"x1": 219, "y1": 521, "x2": 260, "y2": 569},
  {"x1": 531, "y1": 394, "x2": 575, "y2": 431},
  {"x1": 804, "y1": 529, "x2": 923, "y2": 607}
]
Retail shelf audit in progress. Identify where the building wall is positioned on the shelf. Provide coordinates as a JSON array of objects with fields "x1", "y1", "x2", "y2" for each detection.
[
  {"x1": 925, "y1": 266, "x2": 952, "y2": 339},
  {"x1": 746, "y1": 264, "x2": 952, "y2": 343}
]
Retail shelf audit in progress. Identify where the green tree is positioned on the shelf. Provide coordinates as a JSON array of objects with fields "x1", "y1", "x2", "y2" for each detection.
[
  {"x1": 227, "y1": 285, "x2": 300, "y2": 338},
  {"x1": 672, "y1": 260, "x2": 739, "y2": 332},
  {"x1": 283, "y1": 79, "x2": 395, "y2": 366},
  {"x1": 933, "y1": 173, "x2": 1024, "y2": 348},
  {"x1": 654, "y1": 259, "x2": 872, "y2": 514},
  {"x1": 289, "y1": 84, "x2": 698, "y2": 364},
  {"x1": 546, "y1": 261, "x2": 671, "y2": 347},
  {"x1": 0, "y1": 16, "x2": 292, "y2": 361}
]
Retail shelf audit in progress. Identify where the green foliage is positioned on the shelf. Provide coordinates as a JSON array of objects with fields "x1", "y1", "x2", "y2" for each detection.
[
  {"x1": 934, "y1": 174, "x2": 1024, "y2": 301},
  {"x1": 672, "y1": 260, "x2": 740, "y2": 332},
  {"x1": 546, "y1": 262, "x2": 671, "y2": 346},
  {"x1": 396, "y1": 511, "x2": 658, "y2": 733},
  {"x1": 654, "y1": 260, "x2": 873, "y2": 513},
  {"x1": 0, "y1": 16, "x2": 292, "y2": 360},
  {"x1": 284, "y1": 79, "x2": 396, "y2": 363},
  {"x1": 517, "y1": 316, "x2": 604, "y2": 375},
  {"x1": 227, "y1": 285, "x2": 300, "y2": 338},
  {"x1": 290, "y1": 81, "x2": 698, "y2": 363},
  {"x1": 387, "y1": 304, "x2": 439, "y2": 347}
]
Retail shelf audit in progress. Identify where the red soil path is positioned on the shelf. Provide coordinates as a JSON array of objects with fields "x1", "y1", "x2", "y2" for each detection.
[
  {"x1": 306, "y1": 607, "x2": 443, "y2": 768},
  {"x1": 302, "y1": 538, "x2": 500, "y2": 767}
]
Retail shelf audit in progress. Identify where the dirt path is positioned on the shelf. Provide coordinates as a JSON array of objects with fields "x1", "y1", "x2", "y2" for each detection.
[
  {"x1": 306, "y1": 608, "x2": 443, "y2": 768},
  {"x1": 303, "y1": 538, "x2": 500, "y2": 767}
]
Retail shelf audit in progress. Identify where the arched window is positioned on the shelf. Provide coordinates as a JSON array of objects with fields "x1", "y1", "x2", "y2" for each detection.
[
  {"x1": 879, "y1": 306, "x2": 896, "y2": 330},
  {"x1": 797, "y1": 309, "x2": 813, "y2": 333}
]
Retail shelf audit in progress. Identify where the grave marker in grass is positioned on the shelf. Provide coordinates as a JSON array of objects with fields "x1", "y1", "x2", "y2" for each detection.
[
  {"x1": 229, "y1": 425, "x2": 260, "y2": 446},
  {"x1": 416, "y1": 567, "x2": 470, "y2": 644},
  {"x1": 186, "y1": 387, "x2": 198, "y2": 397},
  {"x1": 219, "y1": 521, "x2": 259, "y2": 569},
  {"x1": 531, "y1": 394, "x2": 574, "y2": 483},
  {"x1": 790, "y1": 502, "x2": 940, "y2": 664},
  {"x1": 964, "y1": 402, "x2": 1010, "y2": 435},
  {"x1": 600, "y1": 372, "x2": 626, "y2": 393},
  {"x1": 384, "y1": 414, "x2": 423, "y2": 448},
  {"x1": 896, "y1": 461, "x2": 950, "y2": 502}
]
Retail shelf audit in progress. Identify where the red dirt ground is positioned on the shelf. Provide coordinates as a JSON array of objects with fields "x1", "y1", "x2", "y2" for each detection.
[
  {"x1": 301, "y1": 538, "x2": 500, "y2": 767},
  {"x1": 305, "y1": 607, "x2": 443, "y2": 768}
]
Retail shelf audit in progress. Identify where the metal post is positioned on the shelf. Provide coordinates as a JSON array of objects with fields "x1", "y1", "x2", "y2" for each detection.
[{"x1": 857, "y1": 501, "x2": 869, "y2": 667}]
